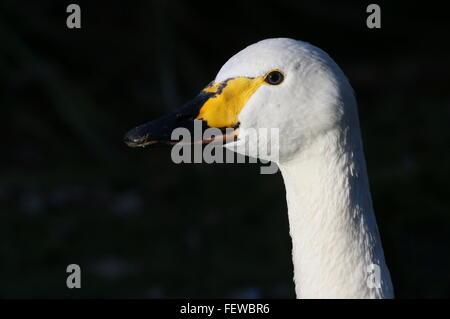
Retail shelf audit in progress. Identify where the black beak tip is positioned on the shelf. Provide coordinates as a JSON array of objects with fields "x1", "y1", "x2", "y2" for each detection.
[{"x1": 123, "y1": 127, "x2": 148, "y2": 148}]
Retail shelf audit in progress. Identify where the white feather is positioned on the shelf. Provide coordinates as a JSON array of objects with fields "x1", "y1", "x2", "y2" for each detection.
[{"x1": 222, "y1": 38, "x2": 394, "y2": 298}]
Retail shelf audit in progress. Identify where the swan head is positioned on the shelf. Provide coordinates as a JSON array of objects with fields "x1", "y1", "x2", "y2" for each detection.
[{"x1": 124, "y1": 38, "x2": 356, "y2": 162}]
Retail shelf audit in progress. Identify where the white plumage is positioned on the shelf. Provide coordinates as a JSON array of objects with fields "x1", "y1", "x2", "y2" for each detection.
[
  {"x1": 221, "y1": 38, "x2": 394, "y2": 298},
  {"x1": 125, "y1": 37, "x2": 395, "y2": 299}
]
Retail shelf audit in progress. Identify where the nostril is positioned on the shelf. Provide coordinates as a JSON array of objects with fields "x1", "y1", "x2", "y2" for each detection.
[{"x1": 176, "y1": 113, "x2": 194, "y2": 122}]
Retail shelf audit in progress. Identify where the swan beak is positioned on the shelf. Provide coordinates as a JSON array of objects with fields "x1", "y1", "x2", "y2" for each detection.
[
  {"x1": 124, "y1": 76, "x2": 264, "y2": 148},
  {"x1": 123, "y1": 91, "x2": 215, "y2": 148}
]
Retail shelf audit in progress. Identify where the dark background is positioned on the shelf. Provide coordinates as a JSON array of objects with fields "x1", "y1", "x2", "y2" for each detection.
[{"x1": 1, "y1": 1, "x2": 449, "y2": 298}]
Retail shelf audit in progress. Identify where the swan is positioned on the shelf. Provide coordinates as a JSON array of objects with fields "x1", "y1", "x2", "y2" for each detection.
[{"x1": 124, "y1": 38, "x2": 394, "y2": 299}]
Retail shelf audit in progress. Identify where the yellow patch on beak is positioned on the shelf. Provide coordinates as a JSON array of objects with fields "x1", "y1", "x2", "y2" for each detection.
[{"x1": 196, "y1": 76, "x2": 265, "y2": 128}]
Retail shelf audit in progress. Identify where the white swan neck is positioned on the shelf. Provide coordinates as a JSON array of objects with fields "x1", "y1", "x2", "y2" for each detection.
[{"x1": 278, "y1": 128, "x2": 394, "y2": 299}]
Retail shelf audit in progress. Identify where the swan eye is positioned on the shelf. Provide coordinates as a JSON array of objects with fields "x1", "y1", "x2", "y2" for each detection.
[{"x1": 265, "y1": 70, "x2": 284, "y2": 85}]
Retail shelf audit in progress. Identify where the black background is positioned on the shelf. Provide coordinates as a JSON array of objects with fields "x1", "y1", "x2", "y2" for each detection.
[{"x1": 1, "y1": 1, "x2": 449, "y2": 298}]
